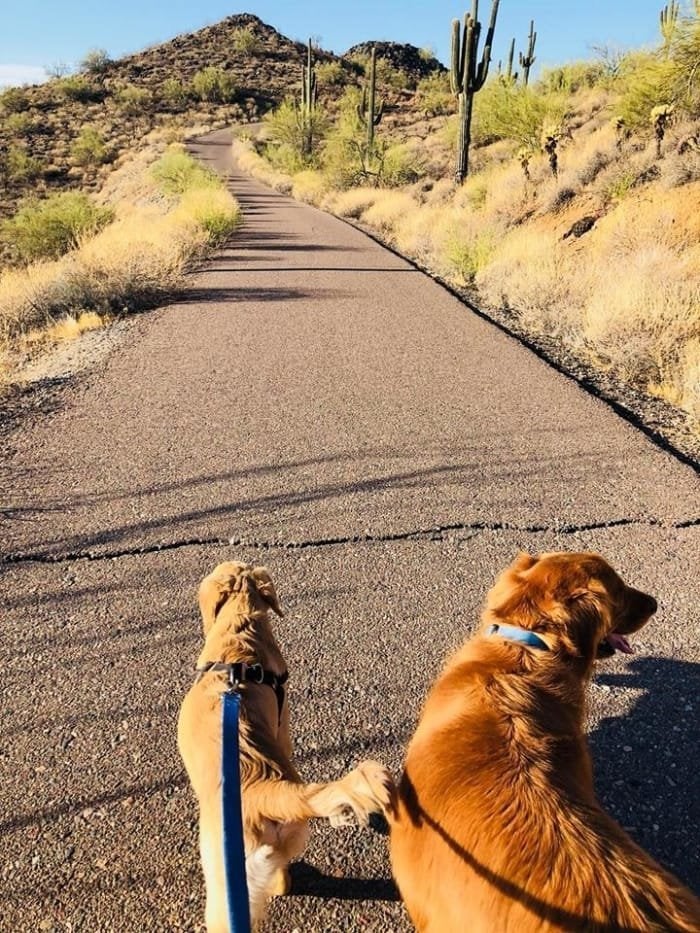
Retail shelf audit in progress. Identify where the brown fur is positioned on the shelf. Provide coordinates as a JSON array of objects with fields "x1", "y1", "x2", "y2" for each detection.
[
  {"x1": 390, "y1": 552, "x2": 700, "y2": 932},
  {"x1": 178, "y1": 561, "x2": 393, "y2": 931}
]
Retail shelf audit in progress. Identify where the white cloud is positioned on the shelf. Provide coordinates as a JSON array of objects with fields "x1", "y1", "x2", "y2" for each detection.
[{"x1": 0, "y1": 64, "x2": 47, "y2": 88}]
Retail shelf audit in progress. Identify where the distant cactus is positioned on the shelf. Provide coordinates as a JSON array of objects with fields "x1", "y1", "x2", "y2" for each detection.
[
  {"x1": 542, "y1": 125, "x2": 560, "y2": 177},
  {"x1": 517, "y1": 146, "x2": 531, "y2": 180},
  {"x1": 519, "y1": 20, "x2": 537, "y2": 86},
  {"x1": 501, "y1": 38, "x2": 518, "y2": 85},
  {"x1": 659, "y1": 1, "x2": 680, "y2": 45},
  {"x1": 300, "y1": 38, "x2": 318, "y2": 156},
  {"x1": 450, "y1": 0, "x2": 501, "y2": 183},
  {"x1": 356, "y1": 45, "x2": 385, "y2": 152},
  {"x1": 651, "y1": 104, "x2": 674, "y2": 157}
]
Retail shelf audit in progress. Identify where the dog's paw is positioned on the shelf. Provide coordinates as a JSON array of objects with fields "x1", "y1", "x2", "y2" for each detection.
[
  {"x1": 328, "y1": 806, "x2": 356, "y2": 828},
  {"x1": 353, "y1": 760, "x2": 396, "y2": 815},
  {"x1": 339, "y1": 760, "x2": 396, "y2": 824}
]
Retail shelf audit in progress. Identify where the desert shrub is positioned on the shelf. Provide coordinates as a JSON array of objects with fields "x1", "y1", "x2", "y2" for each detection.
[
  {"x1": 539, "y1": 61, "x2": 606, "y2": 94},
  {"x1": 618, "y1": 12, "x2": 700, "y2": 127},
  {"x1": 416, "y1": 72, "x2": 454, "y2": 117},
  {"x1": 151, "y1": 146, "x2": 220, "y2": 194},
  {"x1": 316, "y1": 60, "x2": 346, "y2": 87},
  {"x1": 46, "y1": 62, "x2": 71, "y2": 79},
  {"x1": 57, "y1": 75, "x2": 100, "y2": 102},
  {"x1": 232, "y1": 26, "x2": 262, "y2": 54},
  {"x1": 115, "y1": 84, "x2": 151, "y2": 115},
  {"x1": 443, "y1": 229, "x2": 495, "y2": 285},
  {"x1": 291, "y1": 169, "x2": 328, "y2": 204},
  {"x1": 71, "y1": 127, "x2": 110, "y2": 166},
  {"x1": 0, "y1": 87, "x2": 30, "y2": 114},
  {"x1": 375, "y1": 58, "x2": 411, "y2": 90},
  {"x1": 174, "y1": 187, "x2": 241, "y2": 242},
  {"x1": 160, "y1": 78, "x2": 188, "y2": 109},
  {"x1": 473, "y1": 81, "x2": 568, "y2": 150},
  {"x1": 5, "y1": 145, "x2": 42, "y2": 182},
  {"x1": 81, "y1": 49, "x2": 111, "y2": 75},
  {"x1": 191, "y1": 66, "x2": 237, "y2": 103},
  {"x1": 617, "y1": 52, "x2": 677, "y2": 128},
  {"x1": 1, "y1": 192, "x2": 114, "y2": 263},
  {"x1": 380, "y1": 142, "x2": 425, "y2": 186},
  {"x1": 264, "y1": 99, "x2": 328, "y2": 167},
  {"x1": 4, "y1": 112, "x2": 33, "y2": 136}
]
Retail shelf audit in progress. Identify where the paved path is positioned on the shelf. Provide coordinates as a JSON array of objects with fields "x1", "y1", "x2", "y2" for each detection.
[{"x1": 1, "y1": 129, "x2": 698, "y2": 932}]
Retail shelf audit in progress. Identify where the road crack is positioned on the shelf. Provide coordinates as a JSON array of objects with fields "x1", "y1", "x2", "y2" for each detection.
[{"x1": 2, "y1": 516, "x2": 698, "y2": 566}]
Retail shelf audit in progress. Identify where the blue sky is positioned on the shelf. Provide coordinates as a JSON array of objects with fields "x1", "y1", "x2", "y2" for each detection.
[{"x1": 2, "y1": 0, "x2": 674, "y2": 87}]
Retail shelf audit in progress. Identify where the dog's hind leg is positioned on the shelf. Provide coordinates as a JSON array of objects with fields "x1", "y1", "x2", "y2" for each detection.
[{"x1": 199, "y1": 799, "x2": 229, "y2": 933}]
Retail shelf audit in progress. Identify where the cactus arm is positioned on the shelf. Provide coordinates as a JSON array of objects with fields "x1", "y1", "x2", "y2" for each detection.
[{"x1": 450, "y1": 19, "x2": 463, "y2": 93}]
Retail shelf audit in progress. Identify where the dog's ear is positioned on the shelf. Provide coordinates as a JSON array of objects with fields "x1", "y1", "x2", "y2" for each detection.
[
  {"x1": 563, "y1": 581, "x2": 611, "y2": 662},
  {"x1": 511, "y1": 551, "x2": 539, "y2": 574},
  {"x1": 198, "y1": 561, "x2": 248, "y2": 635},
  {"x1": 251, "y1": 566, "x2": 284, "y2": 617}
]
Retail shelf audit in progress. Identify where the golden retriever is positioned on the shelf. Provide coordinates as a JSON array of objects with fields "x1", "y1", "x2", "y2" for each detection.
[
  {"x1": 390, "y1": 551, "x2": 700, "y2": 932},
  {"x1": 178, "y1": 560, "x2": 393, "y2": 931}
]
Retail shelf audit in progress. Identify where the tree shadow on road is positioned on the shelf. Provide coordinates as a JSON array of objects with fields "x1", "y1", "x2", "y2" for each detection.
[{"x1": 589, "y1": 656, "x2": 700, "y2": 891}]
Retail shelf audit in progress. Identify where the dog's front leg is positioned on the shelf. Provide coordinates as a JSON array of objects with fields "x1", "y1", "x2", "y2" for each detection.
[{"x1": 246, "y1": 760, "x2": 394, "y2": 827}]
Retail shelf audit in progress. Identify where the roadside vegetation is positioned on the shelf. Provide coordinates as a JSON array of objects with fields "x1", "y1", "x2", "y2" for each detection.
[
  {"x1": 0, "y1": 139, "x2": 240, "y2": 377},
  {"x1": 235, "y1": 8, "x2": 700, "y2": 430}
]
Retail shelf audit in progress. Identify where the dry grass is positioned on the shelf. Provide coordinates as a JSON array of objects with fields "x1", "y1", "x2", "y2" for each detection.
[{"x1": 0, "y1": 138, "x2": 240, "y2": 377}]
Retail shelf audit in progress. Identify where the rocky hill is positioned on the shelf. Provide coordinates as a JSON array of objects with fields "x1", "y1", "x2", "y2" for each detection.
[
  {"x1": 0, "y1": 15, "x2": 351, "y2": 230},
  {"x1": 344, "y1": 41, "x2": 445, "y2": 82}
]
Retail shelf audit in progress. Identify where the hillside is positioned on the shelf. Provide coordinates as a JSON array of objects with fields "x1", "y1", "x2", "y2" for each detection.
[
  {"x1": 0, "y1": 15, "x2": 355, "y2": 231},
  {"x1": 0, "y1": 14, "x2": 442, "y2": 246}
]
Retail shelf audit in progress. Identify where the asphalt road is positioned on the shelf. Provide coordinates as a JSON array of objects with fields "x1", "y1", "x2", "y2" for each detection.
[{"x1": 1, "y1": 128, "x2": 699, "y2": 932}]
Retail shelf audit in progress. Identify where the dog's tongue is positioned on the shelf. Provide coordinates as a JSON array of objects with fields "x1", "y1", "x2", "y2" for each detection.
[{"x1": 607, "y1": 633, "x2": 634, "y2": 654}]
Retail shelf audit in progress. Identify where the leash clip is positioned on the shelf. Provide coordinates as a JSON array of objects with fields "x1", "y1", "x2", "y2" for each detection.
[
  {"x1": 246, "y1": 663, "x2": 265, "y2": 684},
  {"x1": 226, "y1": 665, "x2": 242, "y2": 693}
]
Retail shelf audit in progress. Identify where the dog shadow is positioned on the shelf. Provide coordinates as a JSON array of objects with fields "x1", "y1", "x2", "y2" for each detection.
[
  {"x1": 589, "y1": 656, "x2": 700, "y2": 891},
  {"x1": 288, "y1": 859, "x2": 399, "y2": 903}
]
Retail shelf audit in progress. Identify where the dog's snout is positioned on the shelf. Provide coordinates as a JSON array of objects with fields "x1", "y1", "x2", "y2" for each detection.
[{"x1": 629, "y1": 588, "x2": 657, "y2": 620}]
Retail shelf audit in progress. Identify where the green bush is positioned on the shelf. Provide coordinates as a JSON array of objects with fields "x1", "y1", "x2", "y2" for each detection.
[
  {"x1": 81, "y1": 49, "x2": 111, "y2": 75},
  {"x1": 380, "y1": 143, "x2": 425, "y2": 186},
  {"x1": 320, "y1": 88, "x2": 367, "y2": 187},
  {"x1": 115, "y1": 84, "x2": 151, "y2": 115},
  {"x1": 316, "y1": 60, "x2": 347, "y2": 87},
  {"x1": 473, "y1": 81, "x2": 568, "y2": 150},
  {"x1": 71, "y1": 127, "x2": 110, "y2": 166},
  {"x1": 4, "y1": 112, "x2": 33, "y2": 136},
  {"x1": 160, "y1": 77, "x2": 188, "y2": 109},
  {"x1": 376, "y1": 58, "x2": 411, "y2": 90},
  {"x1": 5, "y1": 145, "x2": 42, "y2": 182},
  {"x1": 416, "y1": 72, "x2": 454, "y2": 117},
  {"x1": 264, "y1": 98, "x2": 329, "y2": 167},
  {"x1": 1, "y1": 192, "x2": 114, "y2": 262},
  {"x1": 539, "y1": 61, "x2": 606, "y2": 94},
  {"x1": 191, "y1": 67, "x2": 237, "y2": 103},
  {"x1": 57, "y1": 75, "x2": 100, "y2": 102},
  {"x1": 617, "y1": 11, "x2": 700, "y2": 127},
  {"x1": 150, "y1": 147, "x2": 219, "y2": 194},
  {"x1": 232, "y1": 25, "x2": 262, "y2": 54},
  {"x1": 0, "y1": 87, "x2": 30, "y2": 114}
]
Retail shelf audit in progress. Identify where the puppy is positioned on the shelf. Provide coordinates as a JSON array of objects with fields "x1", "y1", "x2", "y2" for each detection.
[
  {"x1": 390, "y1": 552, "x2": 700, "y2": 932},
  {"x1": 178, "y1": 561, "x2": 393, "y2": 931}
]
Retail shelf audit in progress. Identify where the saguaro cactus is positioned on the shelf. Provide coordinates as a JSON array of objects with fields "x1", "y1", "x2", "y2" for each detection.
[
  {"x1": 503, "y1": 37, "x2": 517, "y2": 84},
  {"x1": 357, "y1": 45, "x2": 384, "y2": 152},
  {"x1": 450, "y1": 0, "x2": 500, "y2": 184},
  {"x1": 660, "y1": 2, "x2": 680, "y2": 45},
  {"x1": 300, "y1": 38, "x2": 317, "y2": 156},
  {"x1": 519, "y1": 20, "x2": 537, "y2": 86}
]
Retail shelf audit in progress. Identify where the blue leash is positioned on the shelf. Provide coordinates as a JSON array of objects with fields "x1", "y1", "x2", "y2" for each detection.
[{"x1": 221, "y1": 690, "x2": 251, "y2": 933}]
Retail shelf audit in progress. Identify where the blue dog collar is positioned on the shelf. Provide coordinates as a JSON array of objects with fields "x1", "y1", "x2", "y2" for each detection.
[{"x1": 485, "y1": 622, "x2": 549, "y2": 651}]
